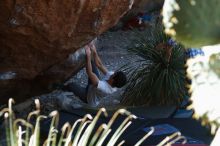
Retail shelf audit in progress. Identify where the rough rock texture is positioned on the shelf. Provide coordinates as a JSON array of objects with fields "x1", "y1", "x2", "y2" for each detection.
[
  {"x1": 123, "y1": 0, "x2": 164, "y2": 20},
  {"x1": 0, "y1": 0, "x2": 134, "y2": 104},
  {"x1": 133, "y1": 0, "x2": 164, "y2": 12}
]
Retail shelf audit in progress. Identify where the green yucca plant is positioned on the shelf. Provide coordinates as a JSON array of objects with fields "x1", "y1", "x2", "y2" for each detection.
[
  {"x1": 0, "y1": 98, "x2": 187, "y2": 146},
  {"x1": 122, "y1": 25, "x2": 187, "y2": 106}
]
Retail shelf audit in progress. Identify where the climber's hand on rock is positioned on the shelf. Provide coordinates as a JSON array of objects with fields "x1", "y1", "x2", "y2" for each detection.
[
  {"x1": 90, "y1": 44, "x2": 97, "y2": 54},
  {"x1": 85, "y1": 45, "x2": 91, "y2": 57}
]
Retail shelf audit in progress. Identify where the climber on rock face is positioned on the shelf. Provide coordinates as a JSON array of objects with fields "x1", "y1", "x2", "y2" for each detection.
[{"x1": 63, "y1": 41, "x2": 127, "y2": 107}]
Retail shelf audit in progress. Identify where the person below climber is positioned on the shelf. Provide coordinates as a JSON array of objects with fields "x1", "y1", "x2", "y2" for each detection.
[{"x1": 63, "y1": 42, "x2": 127, "y2": 107}]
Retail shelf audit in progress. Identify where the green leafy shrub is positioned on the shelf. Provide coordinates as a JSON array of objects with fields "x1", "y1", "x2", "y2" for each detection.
[{"x1": 122, "y1": 25, "x2": 187, "y2": 106}]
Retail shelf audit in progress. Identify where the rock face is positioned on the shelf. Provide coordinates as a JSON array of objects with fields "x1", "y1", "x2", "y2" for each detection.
[
  {"x1": 0, "y1": 0, "x2": 134, "y2": 105},
  {"x1": 132, "y1": 0, "x2": 164, "y2": 12},
  {"x1": 123, "y1": 0, "x2": 164, "y2": 19}
]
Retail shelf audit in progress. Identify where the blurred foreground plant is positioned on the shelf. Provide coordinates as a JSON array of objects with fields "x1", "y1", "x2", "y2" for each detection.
[
  {"x1": 0, "y1": 98, "x2": 187, "y2": 146},
  {"x1": 122, "y1": 25, "x2": 187, "y2": 106},
  {"x1": 162, "y1": 0, "x2": 220, "y2": 48},
  {"x1": 162, "y1": 0, "x2": 220, "y2": 145},
  {"x1": 186, "y1": 46, "x2": 220, "y2": 146}
]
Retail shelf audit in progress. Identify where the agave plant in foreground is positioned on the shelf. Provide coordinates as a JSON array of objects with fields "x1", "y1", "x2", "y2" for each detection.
[
  {"x1": 122, "y1": 26, "x2": 187, "y2": 106},
  {"x1": 0, "y1": 98, "x2": 187, "y2": 146}
]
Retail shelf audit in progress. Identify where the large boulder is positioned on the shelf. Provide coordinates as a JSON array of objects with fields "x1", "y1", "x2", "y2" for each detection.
[
  {"x1": 132, "y1": 0, "x2": 164, "y2": 13},
  {"x1": 123, "y1": 0, "x2": 164, "y2": 20},
  {"x1": 0, "y1": 0, "x2": 134, "y2": 104}
]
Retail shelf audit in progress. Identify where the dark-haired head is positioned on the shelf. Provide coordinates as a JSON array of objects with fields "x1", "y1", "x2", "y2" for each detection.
[{"x1": 111, "y1": 71, "x2": 127, "y2": 88}]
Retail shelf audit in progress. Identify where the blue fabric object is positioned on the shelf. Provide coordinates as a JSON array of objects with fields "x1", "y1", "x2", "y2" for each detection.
[
  {"x1": 138, "y1": 13, "x2": 152, "y2": 22},
  {"x1": 141, "y1": 14, "x2": 152, "y2": 21},
  {"x1": 185, "y1": 48, "x2": 205, "y2": 58},
  {"x1": 174, "y1": 109, "x2": 194, "y2": 118},
  {"x1": 168, "y1": 38, "x2": 177, "y2": 46},
  {"x1": 180, "y1": 96, "x2": 191, "y2": 108},
  {"x1": 143, "y1": 124, "x2": 179, "y2": 136}
]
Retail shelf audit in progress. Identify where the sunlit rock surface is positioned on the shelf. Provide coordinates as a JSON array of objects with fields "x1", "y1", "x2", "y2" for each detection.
[{"x1": 0, "y1": 0, "x2": 134, "y2": 104}]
